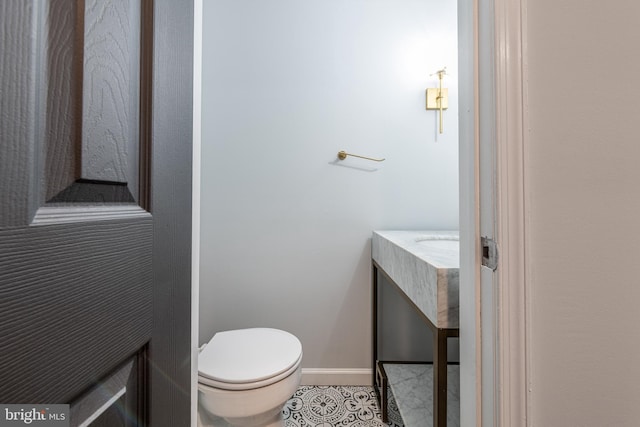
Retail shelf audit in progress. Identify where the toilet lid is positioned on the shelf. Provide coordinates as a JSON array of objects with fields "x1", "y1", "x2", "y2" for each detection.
[{"x1": 198, "y1": 328, "x2": 302, "y2": 386}]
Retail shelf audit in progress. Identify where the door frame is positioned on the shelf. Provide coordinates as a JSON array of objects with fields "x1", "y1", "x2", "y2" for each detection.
[
  {"x1": 491, "y1": 0, "x2": 529, "y2": 425},
  {"x1": 460, "y1": 0, "x2": 529, "y2": 426},
  {"x1": 457, "y1": 0, "x2": 480, "y2": 425},
  {"x1": 189, "y1": 0, "x2": 530, "y2": 425}
]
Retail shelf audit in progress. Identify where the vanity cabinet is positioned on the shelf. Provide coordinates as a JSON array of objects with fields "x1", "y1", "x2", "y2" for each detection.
[{"x1": 371, "y1": 231, "x2": 460, "y2": 427}]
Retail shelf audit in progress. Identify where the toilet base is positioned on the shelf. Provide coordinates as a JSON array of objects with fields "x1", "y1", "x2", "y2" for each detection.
[{"x1": 198, "y1": 364, "x2": 301, "y2": 427}]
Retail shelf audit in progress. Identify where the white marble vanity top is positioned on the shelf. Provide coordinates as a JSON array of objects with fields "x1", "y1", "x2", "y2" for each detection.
[{"x1": 372, "y1": 230, "x2": 459, "y2": 328}]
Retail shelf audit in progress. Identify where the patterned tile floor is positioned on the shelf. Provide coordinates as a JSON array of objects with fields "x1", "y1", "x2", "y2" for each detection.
[
  {"x1": 284, "y1": 386, "x2": 404, "y2": 427},
  {"x1": 201, "y1": 386, "x2": 404, "y2": 427}
]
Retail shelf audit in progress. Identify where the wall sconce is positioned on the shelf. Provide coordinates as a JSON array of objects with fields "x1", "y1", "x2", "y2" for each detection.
[{"x1": 426, "y1": 67, "x2": 448, "y2": 134}]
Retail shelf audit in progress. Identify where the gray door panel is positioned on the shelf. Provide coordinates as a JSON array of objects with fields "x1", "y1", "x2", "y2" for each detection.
[
  {"x1": 0, "y1": 218, "x2": 152, "y2": 404},
  {"x1": 1, "y1": 0, "x2": 193, "y2": 425}
]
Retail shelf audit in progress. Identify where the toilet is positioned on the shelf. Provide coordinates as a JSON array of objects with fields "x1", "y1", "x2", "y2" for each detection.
[{"x1": 198, "y1": 328, "x2": 303, "y2": 427}]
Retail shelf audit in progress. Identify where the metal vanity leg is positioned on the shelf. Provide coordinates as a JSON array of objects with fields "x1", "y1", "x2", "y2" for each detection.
[
  {"x1": 372, "y1": 263, "x2": 389, "y2": 422},
  {"x1": 433, "y1": 329, "x2": 448, "y2": 427},
  {"x1": 372, "y1": 262, "x2": 378, "y2": 389}
]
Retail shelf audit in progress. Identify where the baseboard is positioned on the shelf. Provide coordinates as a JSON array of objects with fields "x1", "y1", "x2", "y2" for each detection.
[{"x1": 301, "y1": 368, "x2": 373, "y2": 386}]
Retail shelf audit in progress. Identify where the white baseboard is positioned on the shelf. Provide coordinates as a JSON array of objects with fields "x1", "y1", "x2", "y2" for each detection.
[{"x1": 301, "y1": 368, "x2": 372, "y2": 386}]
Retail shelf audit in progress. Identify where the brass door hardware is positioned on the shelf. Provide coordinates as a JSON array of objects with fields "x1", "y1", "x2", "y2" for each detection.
[{"x1": 337, "y1": 151, "x2": 385, "y2": 162}]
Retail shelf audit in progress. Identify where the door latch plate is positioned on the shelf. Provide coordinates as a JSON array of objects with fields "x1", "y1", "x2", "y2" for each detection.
[{"x1": 481, "y1": 236, "x2": 498, "y2": 271}]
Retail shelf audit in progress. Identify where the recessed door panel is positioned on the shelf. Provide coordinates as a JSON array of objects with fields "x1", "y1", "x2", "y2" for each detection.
[
  {"x1": 81, "y1": 0, "x2": 141, "y2": 192},
  {"x1": 40, "y1": 0, "x2": 147, "y2": 207}
]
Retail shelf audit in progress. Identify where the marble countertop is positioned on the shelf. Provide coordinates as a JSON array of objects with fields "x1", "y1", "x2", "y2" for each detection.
[{"x1": 372, "y1": 230, "x2": 460, "y2": 329}]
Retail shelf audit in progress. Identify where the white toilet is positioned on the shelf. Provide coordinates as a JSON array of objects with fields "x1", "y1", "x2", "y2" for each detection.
[{"x1": 198, "y1": 328, "x2": 303, "y2": 427}]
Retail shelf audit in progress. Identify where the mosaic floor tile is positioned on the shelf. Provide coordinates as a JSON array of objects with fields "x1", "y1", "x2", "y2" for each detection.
[
  {"x1": 284, "y1": 386, "x2": 403, "y2": 427},
  {"x1": 199, "y1": 385, "x2": 403, "y2": 427}
]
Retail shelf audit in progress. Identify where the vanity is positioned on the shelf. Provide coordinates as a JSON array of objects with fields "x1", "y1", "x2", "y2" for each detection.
[{"x1": 371, "y1": 231, "x2": 460, "y2": 427}]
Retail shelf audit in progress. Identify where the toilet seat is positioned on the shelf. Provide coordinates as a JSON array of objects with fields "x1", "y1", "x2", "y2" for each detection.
[{"x1": 198, "y1": 328, "x2": 303, "y2": 391}]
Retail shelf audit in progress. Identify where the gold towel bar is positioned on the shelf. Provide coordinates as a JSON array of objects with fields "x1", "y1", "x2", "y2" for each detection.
[{"x1": 337, "y1": 150, "x2": 385, "y2": 162}]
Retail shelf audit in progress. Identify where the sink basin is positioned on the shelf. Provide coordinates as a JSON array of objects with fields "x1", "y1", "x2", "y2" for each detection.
[
  {"x1": 372, "y1": 230, "x2": 459, "y2": 328},
  {"x1": 416, "y1": 235, "x2": 458, "y2": 249},
  {"x1": 415, "y1": 234, "x2": 459, "y2": 242}
]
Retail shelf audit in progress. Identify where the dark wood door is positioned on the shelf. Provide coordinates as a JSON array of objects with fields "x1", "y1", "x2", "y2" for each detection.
[{"x1": 0, "y1": 1, "x2": 193, "y2": 425}]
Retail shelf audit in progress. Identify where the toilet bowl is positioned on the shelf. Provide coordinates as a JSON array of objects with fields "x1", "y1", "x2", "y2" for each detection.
[{"x1": 198, "y1": 328, "x2": 303, "y2": 427}]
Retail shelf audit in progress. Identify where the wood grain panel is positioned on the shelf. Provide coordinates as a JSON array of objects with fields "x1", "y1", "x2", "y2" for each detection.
[
  {"x1": 81, "y1": 0, "x2": 140, "y2": 194},
  {"x1": 0, "y1": 217, "x2": 153, "y2": 404},
  {"x1": 40, "y1": 0, "x2": 149, "y2": 206},
  {"x1": 43, "y1": 0, "x2": 80, "y2": 202},
  {"x1": 0, "y1": 0, "x2": 38, "y2": 226}
]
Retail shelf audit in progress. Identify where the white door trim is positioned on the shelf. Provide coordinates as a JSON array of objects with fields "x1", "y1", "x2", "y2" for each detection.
[
  {"x1": 457, "y1": 0, "x2": 480, "y2": 425},
  {"x1": 493, "y1": 0, "x2": 529, "y2": 425}
]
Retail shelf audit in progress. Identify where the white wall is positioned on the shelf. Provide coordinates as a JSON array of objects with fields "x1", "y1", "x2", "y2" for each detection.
[
  {"x1": 200, "y1": 0, "x2": 459, "y2": 376},
  {"x1": 526, "y1": 1, "x2": 640, "y2": 424}
]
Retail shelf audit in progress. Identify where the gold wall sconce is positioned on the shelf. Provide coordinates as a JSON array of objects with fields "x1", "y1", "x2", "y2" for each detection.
[{"x1": 426, "y1": 67, "x2": 448, "y2": 134}]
